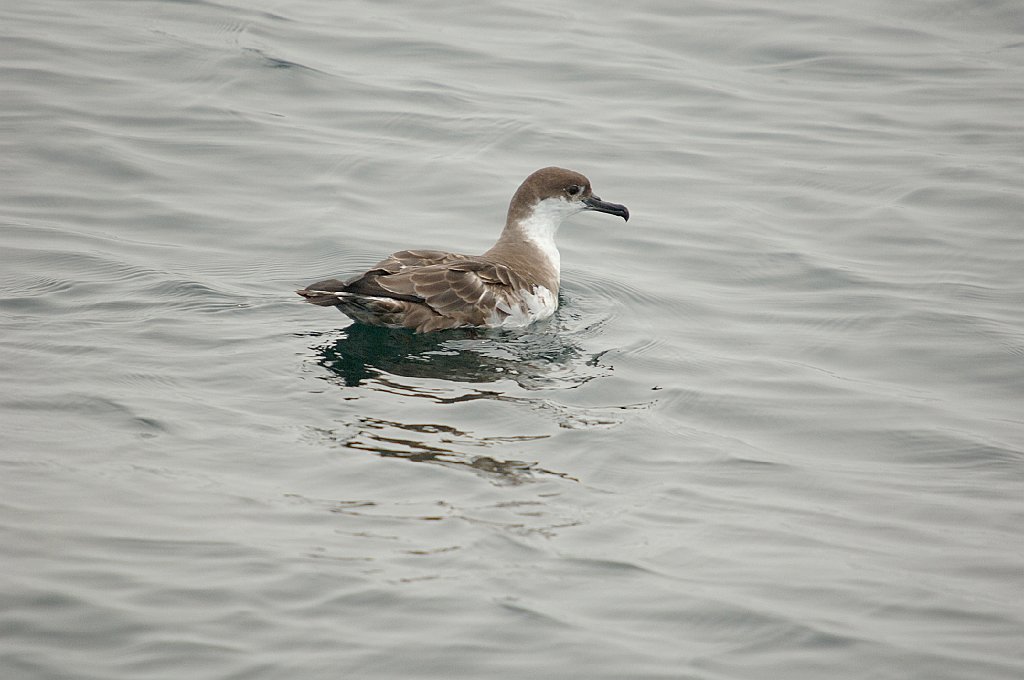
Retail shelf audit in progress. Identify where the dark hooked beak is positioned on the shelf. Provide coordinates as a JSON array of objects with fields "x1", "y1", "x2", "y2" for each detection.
[{"x1": 583, "y1": 195, "x2": 630, "y2": 221}]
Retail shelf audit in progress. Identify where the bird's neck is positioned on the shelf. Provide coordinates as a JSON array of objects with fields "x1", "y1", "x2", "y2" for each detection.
[{"x1": 485, "y1": 207, "x2": 563, "y2": 286}]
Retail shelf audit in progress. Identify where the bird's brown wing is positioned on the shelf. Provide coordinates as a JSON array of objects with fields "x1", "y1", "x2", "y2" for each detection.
[
  {"x1": 372, "y1": 258, "x2": 528, "y2": 328},
  {"x1": 298, "y1": 251, "x2": 529, "y2": 331},
  {"x1": 369, "y1": 249, "x2": 472, "y2": 273},
  {"x1": 333, "y1": 250, "x2": 471, "y2": 301}
]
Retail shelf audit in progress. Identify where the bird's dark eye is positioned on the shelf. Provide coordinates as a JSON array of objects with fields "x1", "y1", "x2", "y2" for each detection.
[{"x1": 567, "y1": 184, "x2": 582, "y2": 197}]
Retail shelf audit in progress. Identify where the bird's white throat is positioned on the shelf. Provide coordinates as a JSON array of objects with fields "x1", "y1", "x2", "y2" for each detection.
[{"x1": 511, "y1": 197, "x2": 585, "y2": 275}]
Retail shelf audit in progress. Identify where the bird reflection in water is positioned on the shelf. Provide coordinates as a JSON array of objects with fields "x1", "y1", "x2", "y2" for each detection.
[
  {"x1": 326, "y1": 416, "x2": 577, "y2": 485},
  {"x1": 313, "y1": 322, "x2": 605, "y2": 390},
  {"x1": 304, "y1": 322, "x2": 620, "y2": 483}
]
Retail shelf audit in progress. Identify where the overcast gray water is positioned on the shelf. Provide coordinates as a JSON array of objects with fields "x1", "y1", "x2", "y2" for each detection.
[{"x1": 3, "y1": 1, "x2": 1023, "y2": 678}]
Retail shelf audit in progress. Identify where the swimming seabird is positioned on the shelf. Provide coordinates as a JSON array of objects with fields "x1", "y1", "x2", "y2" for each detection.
[{"x1": 297, "y1": 166, "x2": 629, "y2": 332}]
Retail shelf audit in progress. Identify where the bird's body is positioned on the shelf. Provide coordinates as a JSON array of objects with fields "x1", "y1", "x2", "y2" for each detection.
[{"x1": 297, "y1": 167, "x2": 629, "y2": 333}]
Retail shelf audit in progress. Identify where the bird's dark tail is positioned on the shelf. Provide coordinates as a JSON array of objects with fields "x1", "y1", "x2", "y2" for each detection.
[{"x1": 296, "y1": 278, "x2": 352, "y2": 306}]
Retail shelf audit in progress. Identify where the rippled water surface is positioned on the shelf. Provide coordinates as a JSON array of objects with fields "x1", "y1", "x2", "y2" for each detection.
[{"x1": 3, "y1": 1, "x2": 1023, "y2": 678}]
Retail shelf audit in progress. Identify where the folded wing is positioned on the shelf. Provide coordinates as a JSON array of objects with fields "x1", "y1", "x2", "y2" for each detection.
[{"x1": 298, "y1": 250, "x2": 530, "y2": 331}]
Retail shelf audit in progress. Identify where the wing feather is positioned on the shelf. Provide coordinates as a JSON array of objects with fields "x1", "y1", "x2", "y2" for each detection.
[
  {"x1": 300, "y1": 249, "x2": 536, "y2": 331},
  {"x1": 373, "y1": 259, "x2": 529, "y2": 326}
]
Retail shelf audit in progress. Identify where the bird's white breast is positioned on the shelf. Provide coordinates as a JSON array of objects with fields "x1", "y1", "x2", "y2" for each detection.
[{"x1": 490, "y1": 284, "x2": 558, "y2": 328}]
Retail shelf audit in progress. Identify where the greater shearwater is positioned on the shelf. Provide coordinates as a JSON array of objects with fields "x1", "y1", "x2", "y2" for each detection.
[{"x1": 297, "y1": 167, "x2": 629, "y2": 332}]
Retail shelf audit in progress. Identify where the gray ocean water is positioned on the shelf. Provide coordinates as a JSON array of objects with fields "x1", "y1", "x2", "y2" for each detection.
[{"x1": 3, "y1": 1, "x2": 1023, "y2": 678}]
